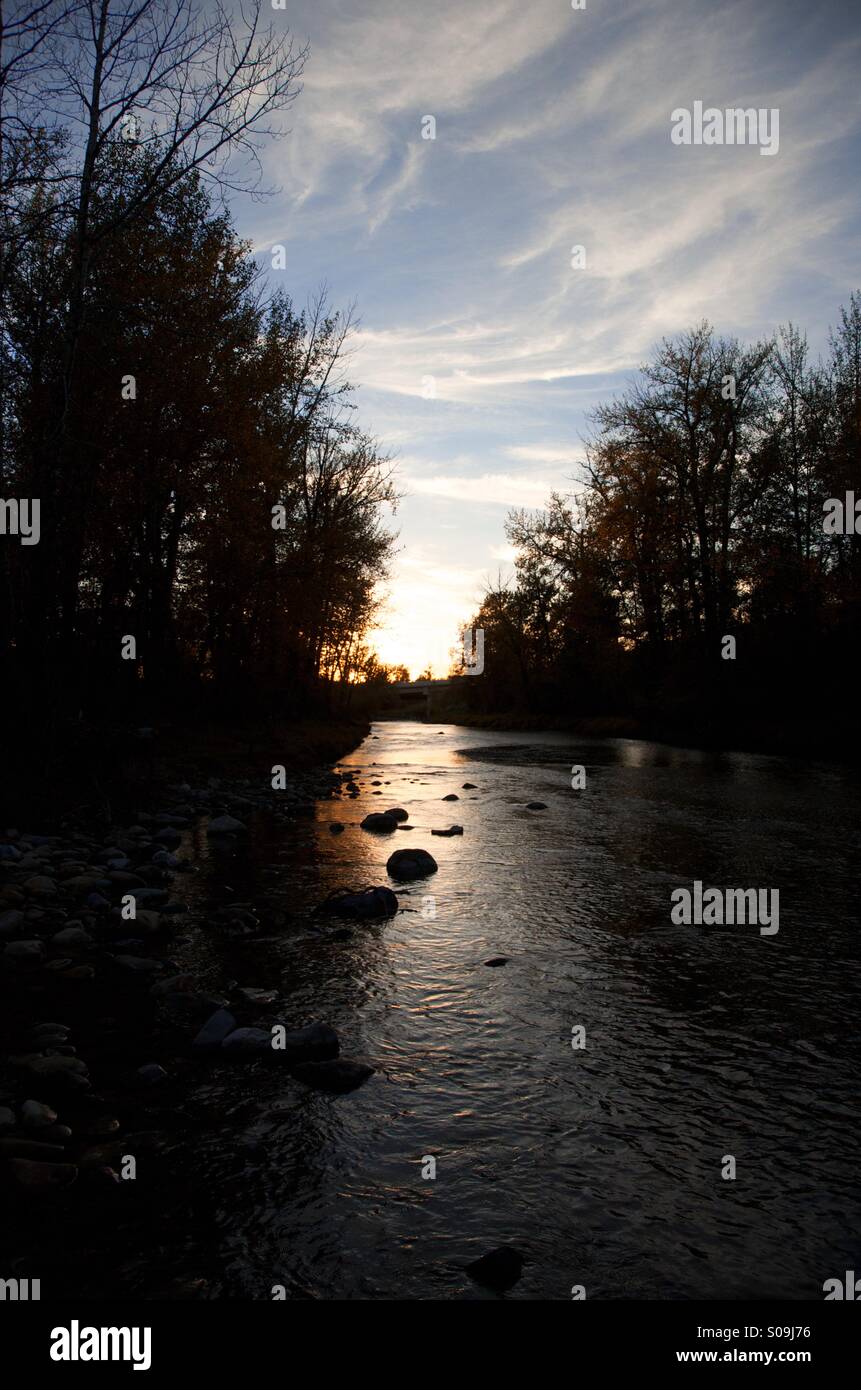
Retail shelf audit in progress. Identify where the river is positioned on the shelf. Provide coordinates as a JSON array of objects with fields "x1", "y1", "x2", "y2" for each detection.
[{"x1": 44, "y1": 721, "x2": 861, "y2": 1300}]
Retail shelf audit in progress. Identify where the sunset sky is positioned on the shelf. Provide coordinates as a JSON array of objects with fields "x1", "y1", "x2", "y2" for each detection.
[{"x1": 236, "y1": 0, "x2": 860, "y2": 676}]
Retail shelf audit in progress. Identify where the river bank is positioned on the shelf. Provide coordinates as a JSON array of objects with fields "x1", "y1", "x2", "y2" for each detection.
[
  {"x1": 0, "y1": 715, "x2": 368, "y2": 1292},
  {"x1": 418, "y1": 709, "x2": 855, "y2": 762}
]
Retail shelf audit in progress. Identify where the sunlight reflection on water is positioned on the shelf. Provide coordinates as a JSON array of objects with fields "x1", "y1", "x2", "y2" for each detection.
[{"x1": 180, "y1": 722, "x2": 861, "y2": 1299}]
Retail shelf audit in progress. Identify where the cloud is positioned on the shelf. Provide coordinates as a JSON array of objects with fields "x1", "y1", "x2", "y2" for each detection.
[
  {"x1": 506, "y1": 445, "x2": 584, "y2": 467},
  {"x1": 404, "y1": 473, "x2": 556, "y2": 508},
  {"x1": 489, "y1": 543, "x2": 520, "y2": 564}
]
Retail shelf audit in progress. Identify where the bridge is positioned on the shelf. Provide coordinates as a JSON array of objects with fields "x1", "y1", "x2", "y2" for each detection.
[{"x1": 392, "y1": 678, "x2": 457, "y2": 720}]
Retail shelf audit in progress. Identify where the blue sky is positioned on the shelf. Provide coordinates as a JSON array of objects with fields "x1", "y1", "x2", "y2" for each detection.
[{"x1": 232, "y1": 0, "x2": 860, "y2": 676}]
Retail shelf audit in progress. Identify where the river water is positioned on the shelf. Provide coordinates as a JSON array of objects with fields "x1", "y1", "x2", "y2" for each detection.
[{"x1": 81, "y1": 722, "x2": 861, "y2": 1299}]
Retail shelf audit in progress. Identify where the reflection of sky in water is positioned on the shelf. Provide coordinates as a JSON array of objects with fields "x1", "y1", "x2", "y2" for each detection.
[{"x1": 98, "y1": 723, "x2": 861, "y2": 1298}]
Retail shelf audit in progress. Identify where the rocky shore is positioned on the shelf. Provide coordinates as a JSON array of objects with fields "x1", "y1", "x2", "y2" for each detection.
[{"x1": 0, "y1": 719, "x2": 378, "y2": 1291}]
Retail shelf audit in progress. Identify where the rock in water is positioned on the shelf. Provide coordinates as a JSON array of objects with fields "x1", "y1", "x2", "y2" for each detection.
[
  {"x1": 0, "y1": 1137, "x2": 67, "y2": 1161},
  {"x1": 462, "y1": 782, "x2": 477, "y2": 789},
  {"x1": 136, "y1": 1063, "x2": 168, "y2": 1086},
  {"x1": 221, "y1": 1027, "x2": 272, "y2": 1055},
  {"x1": 484, "y1": 957, "x2": 509, "y2": 967},
  {"x1": 442, "y1": 793, "x2": 459, "y2": 801},
  {"x1": 383, "y1": 807, "x2": 409, "y2": 822},
  {"x1": 114, "y1": 954, "x2": 163, "y2": 973},
  {"x1": 51, "y1": 926, "x2": 94, "y2": 949},
  {"x1": 386, "y1": 848, "x2": 438, "y2": 881},
  {"x1": 360, "y1": 812, "x2": 398, "y2": 834},
  {"x1": 4, "y1": 1158, "x2": 78, "y2": 1191},
  {"x1": 525, "y1": 802, "x2": 547, "y2": 810},
  {"x1": 316, "y1": 886, "x2": 398, "y2": 920},
  {"x1": 328, "y1": 822, "x2": 345, "y2": 834},
  {"x1": 192, "y1": 1009, "x2": 238, "y2": 1051},
  {"x1": 464, "y1": 1247, "x2": 525, "y2": 1290},
  {"x1": 290, "y1": 1059, "x2": 374, "y2": 1093},
  {"x1": 0, "y1": 909, "x2": 25, "y2": 936},
  {"x1": 432, "y1": 825, "x2": 463, "y2": 837},
  {"x1": 16, "y1": 1055, "x2": 88, "y2": 1081},
  {"x1": 207, "y1": 815, "x2": 247, "y2": 835},
  {"x1": 21, "y1": 1100, "x2": 58, "y2": 1128},
  {"x1": 274, "y1": 1022, "x2": 339, "y2": 1063},
  {"x1": 3, "y1": 940, "x2": 45, "y2": 963}
]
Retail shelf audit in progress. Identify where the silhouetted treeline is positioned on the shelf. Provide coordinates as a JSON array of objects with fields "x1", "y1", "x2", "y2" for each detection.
[
  {"x1": 464, "y1": 301, "x2": 861, "y2": 749},
  {"x1": 1, "y1": 2, "x2": 397, "y2": 763}
]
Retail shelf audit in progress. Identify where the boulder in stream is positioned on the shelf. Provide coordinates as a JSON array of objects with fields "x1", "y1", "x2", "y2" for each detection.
[
  {"x1": 273, "y1": 1022, "x2": 339, "y2": 1063},
  {"x1": 464, "y1": 1246, "x2": 525, "y2": 1290},
  {"x1": 316, "y1": 886, "x2": 399, "y2": 919},
  {"x1": 386, "y1": 848, "x2": 438, "y2": 880},
  {"x1": 207, "y1": 814, "x2": 247, "y2": 835},
  {"x1": 192, "y1": 1009, "x2": 238, "y2": 1052},
  {"x1": 290, "y1": 1059, "x2": 374, "y2": 1094},
  {"x1": 360, "y1": 812, "x2": 398, "y2": 833}
]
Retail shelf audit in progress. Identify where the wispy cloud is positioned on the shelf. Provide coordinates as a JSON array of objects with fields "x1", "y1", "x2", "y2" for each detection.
[{"x1": 404, "y1": 472, "x2": 559, "y2": 508}]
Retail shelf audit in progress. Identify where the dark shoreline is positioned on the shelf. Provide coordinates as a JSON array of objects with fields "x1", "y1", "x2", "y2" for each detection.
[
  {"x1": 381, "y1": 709, "x2": 858, "y2": 765},
  {"x1": 0, "y1": 715, "x2": 368, "y2": 1295}
]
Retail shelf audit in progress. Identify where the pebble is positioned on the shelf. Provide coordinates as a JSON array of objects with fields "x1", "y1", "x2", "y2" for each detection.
[
  {"x1": 21, "y1": 1100, "x2": 58, "y2": 1127},
  {"x1": 3, "y1": 939, "x2": 45, "y2": 962},
  {"x1": 0, "y1": 909, "x2": 25, "y2": 936},
  {"x1": 4, "y1": 1158, "x2": 78, "y2": 1191},
  {"x1": 114, "y1": 954, "x2": 163, "y2": 973},
  {"x1": 0, "y1": 1137, "x2": 67, "y2": 1161},
  {"x1": 136, "y1": 1063, "x2": 168, "y2": 1086},
  {"x1": 23, "y1": 875, "x2": 58, "y2": 894},
  {"x1": 51, "y1": 926, "x2": 94, "y2": 949}
]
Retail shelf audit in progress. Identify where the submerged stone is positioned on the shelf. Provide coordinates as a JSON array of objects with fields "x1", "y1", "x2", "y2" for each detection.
[{"x1": 289, "y1": 1059, "x2": 374, "y2": 1094}]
